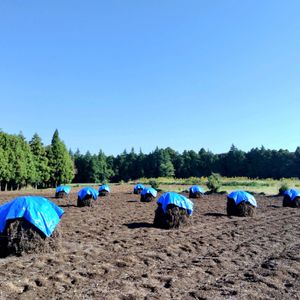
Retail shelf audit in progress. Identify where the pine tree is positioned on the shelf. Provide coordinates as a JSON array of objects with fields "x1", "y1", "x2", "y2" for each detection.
[
  {"x1": 15, "y1": 133, "x2": 36, "y2": 189},
  {"x1": 0, "y1": 132, "x2": 11, "y2": 190},
  {"x1": 93, "y1": 150, "x2": 114, "y2": 182},
  {"x1": 158, "y1": 150, "x2": 175, "y2": 177},
  {"x1": 47, "y1": 130, "x2": 74, "y2": 187},
  {"x1": 30, "y1": 133, "x2": 51, "y2": 188}
]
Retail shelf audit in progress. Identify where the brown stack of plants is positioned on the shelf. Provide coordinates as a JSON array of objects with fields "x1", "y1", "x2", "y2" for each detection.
[
  {"x1": 0, "y1": 218, "x2": 61, "y2": 257},
  {"x1": 55, "y1": 191, "x2": 67, "y2": 199},
  {"x1": 189, "y1": 191, "x2": 202, "y2": 199},
  {"x1": 153, "y1": 204, "x2": 191, "y2": 229},
  {"x1": 98, "y1": 190, "x2": 108, "y2": 197},
  {"x1": 226, "y1": 198, "x2": 255, "y2": 217},
  {"x1": 77, "y1": 195, "x2": 95, "y2": 207},
  {"x1": 282, "y1": 195, "x2": 300, "y2": 208},
  {"x1": 140, "y1": 193, "x2": 155, "y2": 202},
  {"x1": 134, "y1": 188, "x2": 143, "y2": 195}
]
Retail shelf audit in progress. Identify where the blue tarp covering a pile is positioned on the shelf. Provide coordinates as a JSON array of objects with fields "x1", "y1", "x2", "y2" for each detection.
[
  {"x1": 99, "y1": 184, "x2": 110, "y2": 193},
  {"x1": 0, "y1": 196, "x2": 64, "y2": 237},
  {"x1": 284, "y1": 189, "x2": 300, "y2": 201},
  {"x1": 189, "y1": 185, "x2": 204, "y2": 194},
  {"x1": 227, "y1": 190, "x2": 257, "y2": 207},
  {"x1": 157, "y1": 192, "x2": 194, "y2": 215},
  {"x1": 141, "y1": 187, "x2": 157, "y2": 197},
  {"x1": 78, "y1": 187, "x2": 98, "y2": 200},
  {"x1": 56, "y1": 185, "x2": 71, "y2": 194},
  {"x1": 134, "y1": 183, "x2": 144, "y2": 191}
]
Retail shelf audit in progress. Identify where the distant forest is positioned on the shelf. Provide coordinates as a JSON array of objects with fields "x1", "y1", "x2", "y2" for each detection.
[{"x1": 1, "y1": 129, "x2": 300, "y2": 190}]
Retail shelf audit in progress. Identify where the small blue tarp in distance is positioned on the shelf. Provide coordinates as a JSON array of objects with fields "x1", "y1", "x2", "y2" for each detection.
[
  {"x1": 157, "y1": 192, "x2": 194, "y2": 215},
  {"x1": 134, "y1": 183, "x2": 144, "y2": 191},
  {"x1": 284, "y1": 189, "x2": 300, "y2": 201},
  {"x1": 56, "y1": 185, "x2": 71, "y2": 194},
  {"x1": 78, "y1": 187, "x2": 98, "y2": 200},
  {"x1": 227, "y1": 190, "x2": 257, "y2": 207},
  {"x1": 99, "y1": 184, "x2": 110, "y2": 193},
  {"x1": 141, "y1": 187, "x2": 157, "y2": 197},
  {"x1": 0, "y1": 196, "x2": 64, "y2": 237},
  {"x1": 189, "y1": 185, "x2": 204, "y2": 194}
]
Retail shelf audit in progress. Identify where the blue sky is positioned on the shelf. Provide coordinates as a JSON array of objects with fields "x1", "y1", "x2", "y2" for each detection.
[{"x1": 0, "y1": 1, "x2": 299, "y2": 155}]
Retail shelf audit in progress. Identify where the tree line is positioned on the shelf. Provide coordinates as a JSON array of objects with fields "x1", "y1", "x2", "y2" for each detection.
[
  {"x1": 1, "y1": 129, "x2": 300, "y2": 190},
  {"x1": 72, "y1": 145, "x2": 300, "y2": 183},
  {"x1": 0, "y1": 130, "x2": 74, "y2": 190}
]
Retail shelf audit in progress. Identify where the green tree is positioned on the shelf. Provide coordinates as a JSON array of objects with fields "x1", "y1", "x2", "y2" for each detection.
[
  {"x1": 0, "y1": 132, "x2": 11, "y2": 190},
  {"x1": 15, "y1": 133, "x2": 36, "y2": 189},
  {"x1": 93, "y1": 150, "x2": 114, "y2": 182},
  {"x1": 29, "y1": 133, "x2": 51, "y2": 188},
  {"x1": 178, "y1": 150, "x2": 200, "y2": 177},
  {"x1": 207, "y1": 173, "x2": 221, "y2": 193},
  {"x1": 158, "y1": 150, "x2": 175, "y2": 177},
  {"x1": 47, "y1": 130, "x2": 74, "y2": 186},
  {"x1": 224, "y1": 145, "x2": 246, "y2": 177}
]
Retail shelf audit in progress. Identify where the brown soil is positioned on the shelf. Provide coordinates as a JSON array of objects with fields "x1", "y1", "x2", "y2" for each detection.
[{"x1": 0, "y1": 187, "x2": 299, "y2": 299}]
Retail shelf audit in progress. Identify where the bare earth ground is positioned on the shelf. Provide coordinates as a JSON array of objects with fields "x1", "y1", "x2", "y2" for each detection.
[{"x1": 0, "y1": 185, "x2": 299, "y2": 300}]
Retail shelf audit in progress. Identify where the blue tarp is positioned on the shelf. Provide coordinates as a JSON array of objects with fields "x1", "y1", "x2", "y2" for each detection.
[
  {"x1": 284, "y1": 189, "x2": 300, "y2": 201},
  {"x1": 134, "y1": 183, "x2": 144, "y2": 191},
  {"x1": 99, "y1": 184, "x2": 110, "y2": 193},
  {"x1": 0, "y1": 196, "x2": 64, "y2": 237},
  {"x1": 157, "y1": 192, "x2": 194, "y2": 215},
  {"x1": 189, "y1": 185, "x2": 204, "y2": 194},
  {"x1": 227, "y1": 190, "x2": 257, "y2": 207},
  {"x1": 56, "y1": 185, "x2": 71, "y2": 195},
  {"x1": 78, "y1": 187, "x2": 98, "y2": 200},
  {"x1": 141, "y1": 187, "x2": 157, "y2": 197}
]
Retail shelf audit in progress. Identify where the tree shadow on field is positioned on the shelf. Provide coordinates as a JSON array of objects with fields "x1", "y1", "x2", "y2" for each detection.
[
  {"x1": 127, "y1": 200, "x2": 138, "y2": 203},
  {"x1": 124, "y1": 222, "x2": 154, "y2": 229},
  {"x1": 204, "y1": 212, "x2": 228, "y2": 217}
]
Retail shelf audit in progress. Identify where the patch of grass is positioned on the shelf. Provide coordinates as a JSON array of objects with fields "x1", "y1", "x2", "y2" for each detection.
[{"x1": 131, "y1": 176, "x2": 300, "y2": 195}]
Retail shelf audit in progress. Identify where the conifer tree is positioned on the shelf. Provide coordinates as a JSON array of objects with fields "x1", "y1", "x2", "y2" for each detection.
[
  {"x1": 15, "y1": 133, "x2": 36, "y2": 189},
  {"x1": 0, "y1": 132, "x2": 10, "y2": 190},
  {"x1": 30, "y1": 133, "x2": 51, "y2": 188},
  {"x1": 93, "y1": 150, "x2": 114, "y2": 182},
  {"x1": 47, "y1": 130, "x2": 74, "y2": 186}
]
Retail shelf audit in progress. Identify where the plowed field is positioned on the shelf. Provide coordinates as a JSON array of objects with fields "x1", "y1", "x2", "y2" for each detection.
[{"x1": 0, "y1": 186, "x2": 299, "y2": 299}]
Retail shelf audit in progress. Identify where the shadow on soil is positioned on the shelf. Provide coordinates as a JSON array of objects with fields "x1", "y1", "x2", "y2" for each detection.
[
  {"x1": 267, "y1": 205, "x2": 281, "y2": 208},
  {"x1": 59, "y1": 204, "x2": 77, "y2": 208},
  {"x1": 124, "y1": 222, "x2": 154, "y2": 229},
  {"x1": 204, "y1": 212, "x2": 228, "y2": 217}
]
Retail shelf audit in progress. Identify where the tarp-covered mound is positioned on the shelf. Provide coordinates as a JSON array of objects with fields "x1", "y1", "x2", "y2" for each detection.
[
  {"x1": 154, "y1": 192, "x2": 194, "y2": 229},
  {"x1": 140, "y1": 187, "x2": 157, "y2": 202},
  {"x1": 55, "y1": 185, "x2": 71, "y2": 198},
  {"x1": 98, "y1": 184, "x2": 110, "y2": 196},
  {"x1": 283, "y1": 189, "x2": 300, "y2": 208},
  {"x1": 227, "y1": 190, "x2": 257, "y2": 217},
  {"x1": 133, "y1": 183, "x2": 145, "y2": 194},
  {"x1": 77, "y1": 187, "x2": 98, "y2": 207},
  {"x1": 189, "y1": 185, "x2": 204, "y2": 198},
  {"x1": 0, "y1": 196, "x2": 64, "y2": 256}
]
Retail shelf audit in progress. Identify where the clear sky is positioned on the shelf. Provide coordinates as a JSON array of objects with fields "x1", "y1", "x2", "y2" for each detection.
[{"x1": 0, "y1": 1, "x2": 299, "y2": 155}]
